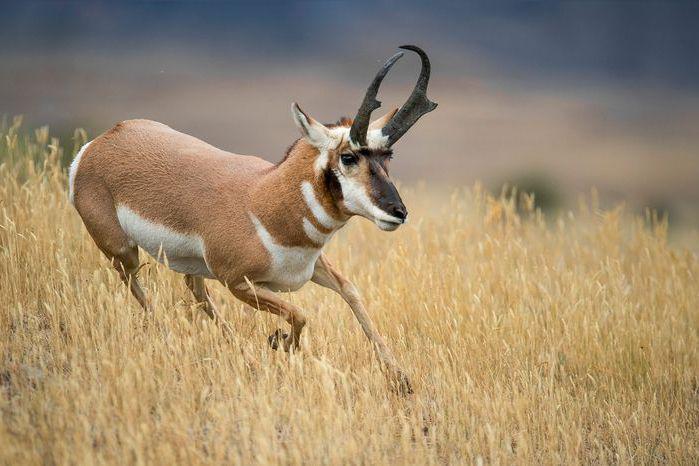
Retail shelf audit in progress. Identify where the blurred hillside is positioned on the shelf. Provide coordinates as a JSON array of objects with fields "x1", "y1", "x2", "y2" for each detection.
[{"x1": 2, "y1": 1, "x2": 699, "y2": 226}]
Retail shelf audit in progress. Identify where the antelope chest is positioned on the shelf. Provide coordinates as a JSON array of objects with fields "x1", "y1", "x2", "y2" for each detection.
[
  {"x1": 249, "y1": 214, "x2": 322, "y2": 292},
  {"x1": 258, "y1": 245, "x2": 322, "y2": 292}
]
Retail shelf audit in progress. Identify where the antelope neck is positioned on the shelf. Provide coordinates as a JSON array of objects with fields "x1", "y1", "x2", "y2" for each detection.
[{"x1": 251, "y1": 143, "x2": 347, "y2": 248}]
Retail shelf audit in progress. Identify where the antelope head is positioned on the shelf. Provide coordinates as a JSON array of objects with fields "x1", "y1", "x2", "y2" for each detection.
[{"x1": 291, "y1": 45, "x2": 437, "y2": 232}]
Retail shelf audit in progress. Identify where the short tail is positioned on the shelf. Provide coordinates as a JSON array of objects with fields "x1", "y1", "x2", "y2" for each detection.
[{"x1": 68, "y1": 140, "x2": 93, "y2": 204}]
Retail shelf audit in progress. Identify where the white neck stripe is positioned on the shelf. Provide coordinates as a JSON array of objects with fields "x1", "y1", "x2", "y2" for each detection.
[
  {"x1": 302, "y1": 217, "x2": 331, "y2": 245},
  {"x1": 301, "y1": 181, "x2": 344, "y2": 230}
]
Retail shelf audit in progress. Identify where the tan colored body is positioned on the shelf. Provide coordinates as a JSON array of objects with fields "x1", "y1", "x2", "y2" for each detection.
[
  {"x1": 70, "y1": 45, "x2": 438, "y2": 395},
  {"x1": 71, "y1": 118, "x2": 411, "y2": 393},
  {"x1": 74, "y1": 119, "x2": 344, "y2": 287}
]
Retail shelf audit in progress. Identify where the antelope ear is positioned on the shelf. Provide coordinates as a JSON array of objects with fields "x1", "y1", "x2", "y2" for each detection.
[
  {"x1": 368, "y1": 108, "x2": 399, "y2": 131},
  {"x1": 291, "y1": 103, "x2": 331, "y2": 148}
]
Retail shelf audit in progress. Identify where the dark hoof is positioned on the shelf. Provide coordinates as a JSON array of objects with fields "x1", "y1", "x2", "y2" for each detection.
[{"x1": 268, "y1": 329, "x2": 288, "y2": 351}]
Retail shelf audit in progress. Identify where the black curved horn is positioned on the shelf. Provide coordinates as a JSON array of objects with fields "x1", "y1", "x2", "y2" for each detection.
[
  {"x1": 381, "y1": 45, "x2": 438, "y2": 147},
  {"x1": 349, "y1": 51, "x2": 404, "y2": 147}
]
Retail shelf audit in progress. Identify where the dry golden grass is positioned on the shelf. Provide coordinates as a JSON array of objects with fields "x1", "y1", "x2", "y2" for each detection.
[{"x1": 1, "y1": 119, "x2": 698, "y2": 465}]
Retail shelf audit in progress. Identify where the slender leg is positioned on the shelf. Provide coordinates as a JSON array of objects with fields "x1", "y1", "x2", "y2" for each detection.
[
  {"x1": 184, "y1": 274, "x2": 217, "y2": 319},
  {"x1": 228, "y1": 283, "x2": 306, "y2": 352},
  {"x1": 111, "y1": 247, "x2": 151, "y2": 312},
  {"x1": 74, "y1": 186, "x2": 150, "y2": 311},
  {"x1": 183, "y1": 274, "x2": 238, "y2": 339},
  {"x1": 312, "y1": 254, "x2": 412, "y2": 395}
]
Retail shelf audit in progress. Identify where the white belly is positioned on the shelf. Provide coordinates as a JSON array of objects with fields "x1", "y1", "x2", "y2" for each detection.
[
  {"x1": 116, "y1": 205, "x2": 214, "y2": 278},
  {"x1": 249, "y1": 213, "x2": 321, "y2": 292}
]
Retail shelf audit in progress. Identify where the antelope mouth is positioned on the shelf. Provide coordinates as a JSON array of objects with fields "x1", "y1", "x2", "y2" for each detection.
[{"x1": 375, "y1": 217, "x2": 404, "y2": 231}]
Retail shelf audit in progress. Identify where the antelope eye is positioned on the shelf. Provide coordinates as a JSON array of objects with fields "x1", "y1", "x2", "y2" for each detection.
[{"x1": 340, "y1": 153, "x2": 358, "y2": 165}]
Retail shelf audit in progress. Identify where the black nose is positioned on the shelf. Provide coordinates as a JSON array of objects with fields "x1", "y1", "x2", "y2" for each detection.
[{"x1": 388, "y1": 204, "x2": 408, "y2": 221}]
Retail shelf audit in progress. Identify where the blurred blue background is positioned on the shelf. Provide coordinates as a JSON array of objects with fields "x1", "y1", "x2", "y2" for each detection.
[{"x1": 2, "y1": 1, "x2": 699, "y2": 224}]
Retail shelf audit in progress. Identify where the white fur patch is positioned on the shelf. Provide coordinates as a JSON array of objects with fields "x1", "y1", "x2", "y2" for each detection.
[
  {"x1": 291, "y1": 103, "x2": 330, "y2": 147},
  {"x1": 366, "y1": 128, "x2": 390, "y2": 149},
  {"x1": 68, "y1": 140, "x2": 92, "y2": 203},
  {"x1": 349, "y1": 128, "x2": 390, "y2": 151},
  {"x1": 314, "y1": 127, "x2": 347, "y2": 172},
  {"x1": 328, "y1": 126, "x2": 350, "y2": 142},
  {"x1": 116, "y1": 205, "x2": 214, "y2": 278},
  {"x1": 302, "y1": 217, "x2": 332, "y2": 245},
  {"x1": 332, "y1": 168, "x2": 403, "y2": 229},
  {"x1": 249, "y1": 213, "x2": 321, "y2": 292},
  {"x1": 301, "y1": 181, "x2": 344, "y2": 230},
  {"x1": 314, "y1": 149, "x2": 329, "y2": 174}
]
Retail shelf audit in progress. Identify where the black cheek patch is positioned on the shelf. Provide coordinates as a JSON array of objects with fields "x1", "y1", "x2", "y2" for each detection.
[{"x1": 324, "y1": 168, "x2": 344, "y2": 203}]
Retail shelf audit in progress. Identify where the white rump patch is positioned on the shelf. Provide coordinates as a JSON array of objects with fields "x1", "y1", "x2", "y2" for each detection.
[
  {"x1": 68, "y1": 140, "x2": 92, "y2": 203},
  {"x1": 249, "y1": 213, "x2": 322, "y2": 292},
  {"x1": 116, "y1": 205, "x2": 214, "y2": 278},
  {"x1": 301, "y1": 181, "x2": 344, "y2": 230}
]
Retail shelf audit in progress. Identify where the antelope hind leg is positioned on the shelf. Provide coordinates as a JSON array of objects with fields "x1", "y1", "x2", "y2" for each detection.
[{"x1": 74, "y1": 189, "x2": 151, "y2": 312}]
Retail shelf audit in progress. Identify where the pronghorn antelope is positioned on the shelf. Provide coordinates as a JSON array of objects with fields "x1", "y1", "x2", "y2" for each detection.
[{"x1": 69, "y1": 45, "x2": 436, "y2": 393}]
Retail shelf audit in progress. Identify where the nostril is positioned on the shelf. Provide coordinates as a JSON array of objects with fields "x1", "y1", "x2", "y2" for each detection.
[{"x1": 389, "y1": 204, "x2": 407, "y2": 220}]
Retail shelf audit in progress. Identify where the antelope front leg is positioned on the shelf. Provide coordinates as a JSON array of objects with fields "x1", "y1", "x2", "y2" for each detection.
[
  {"x1": 312, "y1": 254, "x2": 412, "y2": 395},
  {"x1": 228, "y1": 283, "x2": 306, "y2": 352}
]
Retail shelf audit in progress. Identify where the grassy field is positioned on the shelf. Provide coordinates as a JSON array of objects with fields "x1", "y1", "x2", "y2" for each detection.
[{"x1": 1, "y1": 119, "x2": 698, "y2": 465}]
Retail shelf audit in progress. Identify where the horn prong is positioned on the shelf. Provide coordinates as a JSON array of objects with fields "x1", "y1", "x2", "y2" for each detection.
[
  {"x1": 382, "y1": 45, "x2": 438, "y2": 147},
  {"x1": 348, "y1": 51, "x2": 404, "y2": 147}
]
